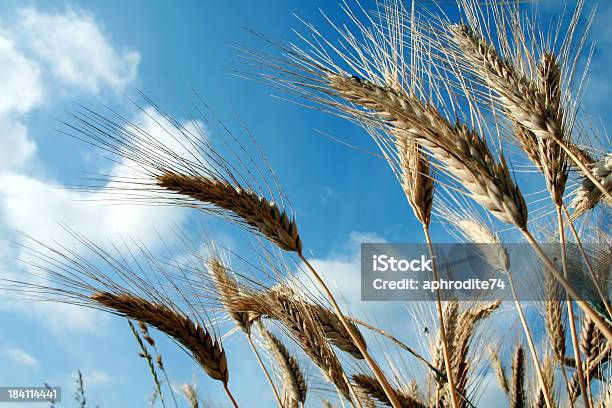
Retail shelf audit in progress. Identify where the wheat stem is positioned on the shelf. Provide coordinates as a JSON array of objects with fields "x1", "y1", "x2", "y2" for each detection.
[
  {"x1": 519, "y1": 229, "x2": 612, "y2": 343},
  {"x1": 350, "y1": 317, "x2": 476, "y2": 408},
  {"x1": 224, "y1": 383, "x2": 240, "y2": 408},
  {"x1": 247, "y1": 334, "x2": 284, "y2": 408},
  {"x1": 423, "y1": 226, "x2": 460, "y2": 408},
  {"x1": 507, "y1": 276, "x2": 553, "y2": 408},
  {"x1": 297, "y1": 253, "x2": 402, "y2": 408},
  {"x1": 562, "y1": 205, "x2": 612, "y2": 319},
  {"x1": 557, "y1": 205, "x2": 592, "y2": 408}
]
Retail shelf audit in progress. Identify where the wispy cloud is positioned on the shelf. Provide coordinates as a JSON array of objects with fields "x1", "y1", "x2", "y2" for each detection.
[
  {"x1": 0, "y1": 6, "x2": 159, "y2": 334},
  {"x1": 14, "y1": 7, "x2": 140, "y2": 94},
  {"x1": 2, "y1": 347, "x2": 39, "y2": 369},
  {"x1": 73, "y1": 369, "x2": 111, "y2": 387}
]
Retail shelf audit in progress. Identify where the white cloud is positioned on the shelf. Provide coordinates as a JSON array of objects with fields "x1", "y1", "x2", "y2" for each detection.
[
  {"x1": 0, "y1": 5, "x2": 148, "y2": 334},
  {"x1": 0, "y1": 35, "x2": 43, "y2": 114},
  {"x1": 0, "y1": 34, "x2": 41, "y2": 171},
  {"x1": 0, "y1": 117, "x2": 36, "y2": 171},
  {"x1": 0, "y1": 108, "x2": 201, "y2": 333},
  {"x1": 0, "y1": 5, "x2": 140, "y2": 174},
  {"x1": 77, "y1": 369, "x2": 111, "y2": 387},
  {"x1": 2, "y1": 347, "x2": 39, "y2": 369},
  {"x1": 15, "y1": 7, "x2": 140, "y2": 94},
  {"x1": 0, "y1": 146, "x2": 187, "y2": 253}
]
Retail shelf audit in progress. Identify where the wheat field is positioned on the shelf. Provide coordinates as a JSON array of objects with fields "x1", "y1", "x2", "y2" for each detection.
[{"x1": 3, "y1": 1, "x2": 611, "y2": 407}]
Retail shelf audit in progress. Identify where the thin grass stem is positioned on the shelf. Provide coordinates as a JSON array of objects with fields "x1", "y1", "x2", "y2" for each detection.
[
  {"x1": 562, "y1": 205, "x2": 612, "y2": 319},
  {"x1": 507, "y1": 276, "x2": 553, "y2": 408},
  {"x1": 247, "y1": 334, "x2": 284, "y2": 408},
  {"x1": 224, "y1": 383, "x2": 240, "y2": 408},
  {"x1": 519, "y1": 229, "x2": 612, "y2": 343},
  {"x1": 423, "y1": 225, "x2": 460, "y2": 408},
  {"x1": 557, "y1": 205, "x2": 591, "y2": 408}
]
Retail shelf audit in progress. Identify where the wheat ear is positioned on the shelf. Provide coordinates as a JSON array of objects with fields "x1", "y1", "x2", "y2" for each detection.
[
  {"x1": 536, "y1": 53, "x2": 569, "y2": 206},
  {"x1": 208, "y1": 257, "x2": 253, "y2": 332},
  {"x1": 310, "y1": 303, "x2": 365, "y2": 359},
  {"x1": 352, "y1": 374, "x2": 425, "y2": 408},
  {"x1": 260, "y1": 286, "x2": 366, "y2": 359},
  {"x1": 158, "y1": 173, "x2": 301, "y2": 253},
  {"x1": 581, "y1": 314, "x2": 604, "y2": 402},
  {"x1": 397, "y1": 134, "x2": 434, "y2": 227},
  {"x1": 207, "y1": 257, "x2": 283, "y2": 407},
  {"x1": 159, "y1": 173, "x2": 396, "y2": 406},
  {"x1": 90, "y1": 292, "x2": 238, "y2": 407},
  {"x1": 265, "y1": 287, "x2": 351, "y2": 400},
  {"x1": 180, "y1": 384, "x2": 199, "y2": 408},
  {"x1": 449, "y1": 24, "x2": 612, "y2": 203},
  {"x1": 544, "y1": 277, "x2": 566, "y2": 362},
  {"x1": 533, "y1": 357, "x2": 555, "y2": 408},
  {"x1": 511, "y1": 346, "x2": 526, "y2": 408},
  {"x1": 569, "y1": 316, "x2": 607, "y2": 403},
  {"x1": 328, "y1": 74, "x2": 528, "y2": 228},
  {"x1": 258, "y1": 321, "x2": 307, "y2": 405},
  {"x1": 489, "y1": 349, "x2": 509, "y2": 396},
  {"x1": 571, "y1": 153, "x2": 612, "y2": 219}
]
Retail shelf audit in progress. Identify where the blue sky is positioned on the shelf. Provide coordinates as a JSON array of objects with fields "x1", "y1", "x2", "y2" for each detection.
[{"x1": 0, "y1": 1, "x2": 610, "y2": 407}]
